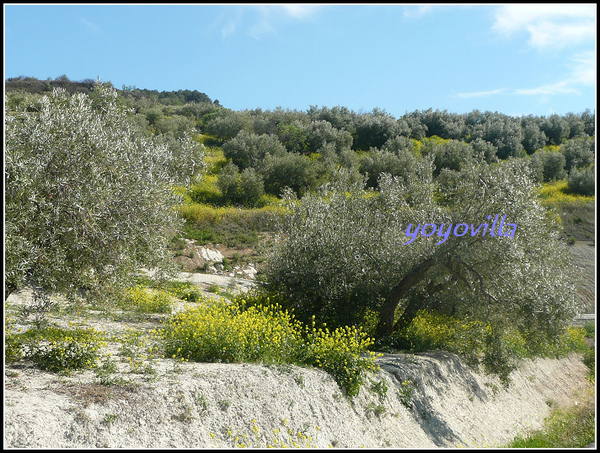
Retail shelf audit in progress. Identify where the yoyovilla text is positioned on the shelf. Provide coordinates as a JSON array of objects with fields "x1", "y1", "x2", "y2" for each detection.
[{"x1": 404, "y1": 214, "x2": 516, "y2": 245}]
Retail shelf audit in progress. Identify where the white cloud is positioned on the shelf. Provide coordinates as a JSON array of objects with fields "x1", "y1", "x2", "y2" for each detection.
[
  {"x1": 493, "y1": 4, "x2": 596, "y2": 50},
  {"x1": 513, "y1": 81, "x2": 579, "y2": 96},
  {"x1": 457, "y1": 51, "x2": 595, "y2": 99},
  {"x1": 218, "y1": 4, "x2": 323, "y2": 39},
  {"x1": 402, "y1": 5, "x2": 437, "y2": 18},
  {"x1": 456, "y1": 88, "x2": 507, "y2": 99},
  {"x1": 221, "y1": 19, "x2": 236, "y2": 38},
  {"x1": 276, "y1": 4, "x2": 322, "y2": 20},
  {"x1": 569, "y1": 50, "x2": 596, "y2": 86},
  {"x1": 459, "y1": 6, "x2": 596, "y2": 101},
  {"x1": 78, "y1": 17, "x2": 101, "y2": 35}
]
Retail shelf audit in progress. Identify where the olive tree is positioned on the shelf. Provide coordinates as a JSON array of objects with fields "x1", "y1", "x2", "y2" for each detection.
[
  {"x1": 265, "y1": 158, "x2": 577, "y2": 353},
  {"x1": 351, "y1": 110, "x2": 402, "y2": 151},
  {"x1": 5, "y1": 84, "x2": 204, "y2": 304},
  {"x1": 567, "y1": 165, "x2": 595, "y2": 196},
  {"x1": 530, "y1": 149, "x2": 567, "y2": 182},
  {"x1": 217, "y1": 162, "x2": 265, "y2": 206},
  {"x1": 305, "y1": 120, "x2": 353, "y2": 154},
  {"x1": 359, "y1": 147, "x2": 418, "y2": 188},
  {"x1": 470, "y1": 112, "x2": 525, "y2": 159},
  {"x1": 561, "y1": 136, "x2": 595, "y2": 172},
  {"x1": 222, "y1": 130, "x2": 287, "y2": 170}
]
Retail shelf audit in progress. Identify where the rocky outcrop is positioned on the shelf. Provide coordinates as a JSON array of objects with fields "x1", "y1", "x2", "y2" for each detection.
[{"x1": 173, "y1": 241, "x2": 224, "y2": 273}]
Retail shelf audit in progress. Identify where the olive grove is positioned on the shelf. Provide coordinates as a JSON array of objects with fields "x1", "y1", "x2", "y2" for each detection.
[{"x1": 4, "y1": 84, "x2": 204, "y2": 305}]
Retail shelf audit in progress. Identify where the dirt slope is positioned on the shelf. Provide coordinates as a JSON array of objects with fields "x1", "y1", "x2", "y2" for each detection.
[
  {"x1": 4, "y1": 349, "x2": 591, "y2": 448},
  {"x1": 568, "y1": 241, "x2": 596, "y2": 315}
]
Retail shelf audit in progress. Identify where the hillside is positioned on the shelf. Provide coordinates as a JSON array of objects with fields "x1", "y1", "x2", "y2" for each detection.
[
  {"x1": 5, "y1": 78, "x2": 595, "y2": 448},
  {"x1": 568, "y1": 241, "x2": 596, "y2": 316}
]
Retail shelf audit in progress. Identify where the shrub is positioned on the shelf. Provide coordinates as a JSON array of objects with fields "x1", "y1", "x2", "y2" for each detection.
[
  {"x1": 5, "y1": 84, "x2": 200, "y2": 303},
  {"x1": 265, "y1": 159, "x2": 577, "y2": 350},
  {"x1": 162, "y1": 299, "x2": 303, "y2": 365},
  {"x1": 217, "y1": 162, "x2": 265, "y2": 207},
  {"x1": 119, "y1": 285, "x2": 173, "y2": 314},
  {"x1": 582, "y1": 348, "x2": 595, "y2": 379},
  {"x1": 261, "y1": 152, "x2": 325, "y2": 198},
  {"x1": 188, "y1": 175, "x2": 223, "y2": 205},
  {"x1": 358, "y1": 147, "x2": 418, "y2": 188},
  {"x1": 561, "y1": 136, "x2": 595, "y2": 172},
  {"x1": 177, "y1": 203, "x2": 285, "y2": 247},
  {"x1": 393, "y1": 309, "x2": 590, "y2": 383},
  {"x1": 538, "y1": 180, "x2": 594, "y2": 207},
  {"x1": 161, "y1": 296, "x2": 380, "y2": 397},
  {"x1": 305, "y1": 120, "x2": 353, "y2": 154},
  {"x1": 15, "y1": 325, "x2": 106, "y2": 373},
  {"x1": 506, "y1": 398, "x2": 595, "y2": 448},
  {"x1": 4, "y1": 307, "x2": 23, "y2": 363},
  {"x1": 531, "y1": 149, "x2": 567, "y2": 182},
  {"x1": 301, "y1": 319, "x2": 380, "y2": 398},
  {"x1": 567, "y1": 166, "x2": 595, "y2": 197},
  {"x1": 394, "y1": 309, "x2": 487, "y2": 357},
  {"x1": 161, "y1": 281, "x2": 203, "y2": 303},
  {"x1": 222, "y1": 130, "x2": 287, "y2": 169}
]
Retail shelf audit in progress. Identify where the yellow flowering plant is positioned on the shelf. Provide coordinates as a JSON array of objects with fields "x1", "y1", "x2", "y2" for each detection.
[
  {"x1": 161, "y1": 294, "x2": 380, "y2": 397},
  {"x1": 119, "y1": 285, "x2": 173, "y2": 314},
  {"x1": 16, "y1": 324, "x2": 107, "y2": 373},
  {"x1": 162, "y1": 297, "x2": 303, "y2": 365},
  {"x1": 301, "y1": 318, "x2": 380, "y2": 398}
]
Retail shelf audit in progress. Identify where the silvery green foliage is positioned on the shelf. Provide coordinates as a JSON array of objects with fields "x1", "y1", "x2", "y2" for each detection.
[
  {"x1": 561, "y1": 136, "x2": 595, "y2": 171},
  {"x1": 359, "y1": 146, "x2": 419, "y2": 189},
  {"x1": 305, "y1": 120, "x2": 353, "y2": 154},
  {"x1": 567, "y1": 165, "x2": 595, "y2": 196},
  {"x1": 5, "y1": 84, "x2": 204, "y2": 302},
  {"x1": 530, "y1": 149, "x2": 567, "y2": 182},
  {"x1": 265, "y1": 162, "x2": 438, "y2": 327},
  {"x1": 222, "y1": 130, "x2": 287, "y2": 170},
  {"x1": 265, "y1": 158, "x2": 577, "y2": 342}
]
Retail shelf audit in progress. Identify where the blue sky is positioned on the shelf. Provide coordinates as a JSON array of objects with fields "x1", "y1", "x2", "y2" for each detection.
[{"x1": 4, "y1": 4, "x2": 596, "y2": 117}]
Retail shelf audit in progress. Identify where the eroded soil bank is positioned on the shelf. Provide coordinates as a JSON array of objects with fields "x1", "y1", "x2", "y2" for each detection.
[{"x1": 4, "y1": 350, "x2": 591, "y2": 448}]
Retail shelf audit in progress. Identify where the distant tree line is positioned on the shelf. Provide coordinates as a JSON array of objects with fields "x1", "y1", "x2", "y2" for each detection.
[
  {"x1": 5, "y1": 75, "x2": 215, "y2": 106},
  {"x1": 5, "y1": 76, "x2": 595, "y2": 204},
  {"x1": 197, "y1": 106, "x2": 594, "y2": 202}
]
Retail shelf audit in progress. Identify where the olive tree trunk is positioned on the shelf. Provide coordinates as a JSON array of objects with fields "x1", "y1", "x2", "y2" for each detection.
[{"x1": 376, "y1": 258, "x2": 437, "y2": 337}]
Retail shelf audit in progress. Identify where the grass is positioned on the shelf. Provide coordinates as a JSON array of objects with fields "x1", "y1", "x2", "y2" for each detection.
[
  {"x1": 537, "y1": 180, "x2": 595, "y2": 242},
  {"x1": 118, "y1": 286, "x2": 173, "y2": 314},
  {"x1": 390, "y1": 309, "x2": 592, "y2": 385},
  {"x1": 177, "y1": 202, "x2": 285, "y2": 248},
  {"x1": 6, "y1": 323, "x2": 107, "y2": 373},
  {"x1": 175, "y1": 148, "x2": 286, "y2": 248},
  {"x1": 505, "y1": 394, "x2": 595, "y2": 448}
]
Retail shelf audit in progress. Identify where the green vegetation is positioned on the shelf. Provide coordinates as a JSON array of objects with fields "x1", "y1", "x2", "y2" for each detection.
[
  {"x1": 505, "y1": 396, "x2": 595, "y2": 448},
  {"x1": 394, "y1": 309, "x2": 591, "y2": 383},
  {"x1": 162, "y1": 295, "x2": 380, "y2": 397},
  {"x1": 118, "y1": 286, "x2": 174, "y2": 314},
  {"x1": 6, "y1": 324, "x2": 106, "y2": 373},
  {"x1": 178, "y1": 202, "x2": 284, "y2": 248},
  {"x1": 539, "y1": 180, "x2": 595, "y2": 206},
  {"x1": 264, "y1": 159, "x2": 580, "y2": 380},
  {"x1": 4, "y1": 77, "x2": 595, "y2": 408},
  {"x1": 5, "y1": 83, "x2": 204, "y2": 307},
  {"x1": 538, "y1": 180, "x2": 595, "y2": 242}
]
